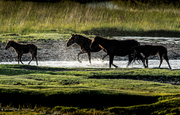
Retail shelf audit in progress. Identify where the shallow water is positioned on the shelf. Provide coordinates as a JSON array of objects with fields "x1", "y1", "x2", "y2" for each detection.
[
  {"x1": 114, "y1": 36, "x2": 180, "y2": 44},
  {"x1": 0, "y1": 60, "x2": 178, "y2": 69},
  {"x1": 1, "y1": 36, "x2": 180, "y2": 69}
]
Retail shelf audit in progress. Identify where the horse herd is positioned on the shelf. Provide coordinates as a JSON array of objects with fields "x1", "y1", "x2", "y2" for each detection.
[{"x1": 4, "y1": 34, "x2": 172, "y2": 69}]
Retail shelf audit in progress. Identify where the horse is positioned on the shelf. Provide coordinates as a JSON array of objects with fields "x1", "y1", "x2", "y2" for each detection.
[
  {"x1": 90, "y1": 36, "x2": 142, "y2": 68},
  {"x1": 130, "y1": 45, "x2": 171, "y2": 69},
  {"x1": 5, "y1": 40, "x2": 38, "y2": 65},
  {"x1": 66, "y1": 34, "x2": 107, "y2": 63}
]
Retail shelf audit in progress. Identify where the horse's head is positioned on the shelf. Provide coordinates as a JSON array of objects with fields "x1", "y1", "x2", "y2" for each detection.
[
  {"x1": 5, "y1": 40, "x2": 13, "y2": 50},
  {"x1": 67, "y1": 34, "x2": 78, "y2": 47},
  {"x1": 90, "y1": 36, "x2": 100, "y2": 50}
]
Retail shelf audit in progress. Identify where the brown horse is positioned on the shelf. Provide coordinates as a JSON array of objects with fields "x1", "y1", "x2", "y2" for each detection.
[
  {"x1": 66, "y1": 34, "x2": 107, "y2": 63},
  {"x1": 90, "y1": 36, "x2": 142, "y2": 68},
  {"x1": 5, "y1": 40, "x2": 38, "y2": 65},
  {"x1": 130, "y1": 45, "x2": 171, "y2": 69}
]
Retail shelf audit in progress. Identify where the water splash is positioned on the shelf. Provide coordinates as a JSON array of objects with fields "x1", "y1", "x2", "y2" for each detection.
[{"x1": 0, "y1": 60, "x2": 178, "y2": 69}]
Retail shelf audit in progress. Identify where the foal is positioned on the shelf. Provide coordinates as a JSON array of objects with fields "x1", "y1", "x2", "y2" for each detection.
[
  {"x1": 131, "y1": 45, "x2": 171, "y2": 69},
  {"x1": 5, "y1": 40, "x2": 38, "y2": 65}
]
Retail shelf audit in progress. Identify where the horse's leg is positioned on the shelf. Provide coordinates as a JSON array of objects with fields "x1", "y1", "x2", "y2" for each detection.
[
  {"x1": 158, "y1": 54, "x2": 163, "y2": 68},
  {"x1": 29, "y1": 51, "x2": 38, "y2": 65},
  {"x1": 28, "y1": 57, "x2": 38, "y2": 65},
  {"x1": 142, "y1": 58, "x2": 147, "y2": 68},
  {"x1": 163, "y1": 54, "x2": 172, "y2": 70},
  {"x1": 102, "y1": 54, "x2": 108, "y2": 60},
  {"x1": 28, "y1": 54, "x2": 34, "y2": 65},
  {"x1": 35, "y1": 56, "x2": 38, "y2": 66},
  {"x1": 19, "y1": 54, "x2": 23, "y2": 64},
  {"x1": 17, "y1": 54, "x2": 20, "y2": 64},
  {"x1": 87, "y1": 52, "x2": 91, "y2": 64},
  {"x1": 109, "y1": 55, "x2": 118, "y2": 68},
  {"x1": 77, "y1": 51, "x2": 86, "y2": 63},
  {"x1": 34, "y1": 50, "x2": 38, "y2": 65},
  {"x1": 145, "y1": 58, "x2": 148, "y2": 68},
  {"x1": 28, "y1": 59, "x2": 33, "y2": 65},
  {"x1": 135, "y1": 53, "x2": 147, "y2": 68},
  {"x1": 138, "y1": 53, "x2": 145, "y2": 66},
  {"x1": 127, "y1": 54, "x2": 133, "y2": 67}
]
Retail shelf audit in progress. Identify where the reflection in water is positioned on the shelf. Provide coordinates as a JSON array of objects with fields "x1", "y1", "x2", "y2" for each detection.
[{"x1": 0, "y1": 60, "x2": 179, "y2": 69}]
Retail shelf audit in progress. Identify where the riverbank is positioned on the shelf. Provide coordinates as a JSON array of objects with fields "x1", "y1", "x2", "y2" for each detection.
[{"x1": 1, "y1": 34, "x2": 180, "y2": 63}]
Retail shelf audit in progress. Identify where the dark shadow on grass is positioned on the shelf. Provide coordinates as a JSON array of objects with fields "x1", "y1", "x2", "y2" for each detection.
[
  {"x1": 82, "y1": 27, "x2": 180, "y2": 37},
  {"x1": 88, "y1": 73, "x2": 180, "y2": 85},
  {"x1": 0, "y1": 89, "x2": 159, "y2": 110},
  {"x1": 0, "y1": 64, "x2": 113, "y2": 76},
  {"x1": 0, "y1": 64, "x2": 69, "y2": 76}
]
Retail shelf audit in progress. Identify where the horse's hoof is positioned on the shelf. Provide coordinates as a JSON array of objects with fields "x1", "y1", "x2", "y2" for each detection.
[{"x1": 78, "y1": 61, "x2": 82, "y2": 63}]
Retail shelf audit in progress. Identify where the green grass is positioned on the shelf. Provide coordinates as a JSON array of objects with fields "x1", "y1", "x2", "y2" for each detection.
[
  {"x1": 1, "y1": 0, "x2": 180, "y2": 114},
  {"x1": 0, "y1": 64, "x2": 180, "y2": 114},
  {"x1": 0, "y1": 33, "x2": 71, "y2": 44},
  {"x1": 0, "y1": 1, "x2": 180, "y2": 37}
]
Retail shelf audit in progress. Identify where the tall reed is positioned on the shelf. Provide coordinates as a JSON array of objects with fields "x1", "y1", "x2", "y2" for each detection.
[{"x1": 0, "y1": 1, "x2": 180, "y2": 35}]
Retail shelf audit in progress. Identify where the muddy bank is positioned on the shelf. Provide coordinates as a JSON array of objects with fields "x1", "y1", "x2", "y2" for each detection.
[{"x1": 0, "y1": 39, "x2": 180, "y2": 62}]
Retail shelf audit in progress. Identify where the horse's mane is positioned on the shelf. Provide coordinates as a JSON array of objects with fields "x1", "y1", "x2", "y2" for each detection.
[
  {"x1": 7, "y1": 39, "x2": 24, "y2": 45},
  {"x1": 75, "y1": 34, "x2": 91, "y2": 40},
  {"x1": 8, "y1": 39, "x2": 18, "y2": 43}
]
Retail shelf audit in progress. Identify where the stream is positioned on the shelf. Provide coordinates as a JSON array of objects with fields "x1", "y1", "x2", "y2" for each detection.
[{"x1": 1, "y1": 60, "x2": 179, "y2": 69}]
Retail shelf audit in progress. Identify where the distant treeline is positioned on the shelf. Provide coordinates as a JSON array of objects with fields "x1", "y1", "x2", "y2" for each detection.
[{"x1": 10, "y1": 0, "x2": 180, "y2": 6}]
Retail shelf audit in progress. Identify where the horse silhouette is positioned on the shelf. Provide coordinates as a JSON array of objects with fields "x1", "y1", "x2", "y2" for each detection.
[
  {"x1": 90, "y1": 36, "x2": 142, "y2": 68},
  {"x1": 66, "y1": 34, "x2": 107, "y2": 63},
  {"x1": 5, "y1": 40, "x2": 38, "y2": 65},
  {"x1": 130, "y1": 45, "x2": 171, "y2": 69}
]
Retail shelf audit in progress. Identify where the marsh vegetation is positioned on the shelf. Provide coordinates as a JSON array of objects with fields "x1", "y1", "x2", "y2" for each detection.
[
  {"x1": 0, "y1": 0, "x2": 180, "y2": 36},
  {"x1": 1, "y1": 0, "x2": 180, "y2": 114},
  {"x1": 1, "y1": 64, "x2": 180, "y2": 114}
]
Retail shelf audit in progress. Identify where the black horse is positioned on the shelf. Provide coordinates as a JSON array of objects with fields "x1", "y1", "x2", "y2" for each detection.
[
  {"x1": 130, "y1": 45, "x2": 171, "y2": 69},
  {"x1": 66, "y1": 34, "x2": 107, "y2": 63},
  {"x1": 90, "y1": 36, "x2": 142, "y2": 68},
  {"x1": 5, "y1": 40, "x2": 38, "y2": 65}
]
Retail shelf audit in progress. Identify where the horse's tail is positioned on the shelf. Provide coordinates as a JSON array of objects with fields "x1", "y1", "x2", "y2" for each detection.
[
  {"x1": 130, "y1": 40, "x2": 141, "y2": 62},
  {"x1": 131, "y1": 49, "x2": 143, "y2": 64},
  {"x1": 132, "y1": 49, "x2": 137, "y2": 63}
]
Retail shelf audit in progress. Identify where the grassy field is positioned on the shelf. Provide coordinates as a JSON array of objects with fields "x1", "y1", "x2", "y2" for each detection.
[
  {"x1": 0, "y1": 64, "x2": 180, "y2": 114},
  {"x1": 1, "y1": 0, "x2": 180, "y2": 114},
  {"x1": 0, "y1": 0, "x2": 180, "y2": 37},
  {"x1": 0, "y1": 33, "x2": 71, "y2": 43}
]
